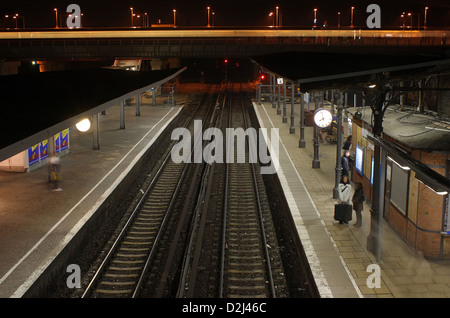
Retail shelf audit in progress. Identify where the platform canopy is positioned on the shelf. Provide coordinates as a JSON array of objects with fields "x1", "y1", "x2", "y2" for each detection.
[
  {"x1": 251, "y1": 51, "x2": 450, "y2": 193},
  {"x1": 0, "y1": 67, "x2": 186, "y2": 162},
  {"x1": 251, "y1": 51, "x2": 450, "y2": 92}
]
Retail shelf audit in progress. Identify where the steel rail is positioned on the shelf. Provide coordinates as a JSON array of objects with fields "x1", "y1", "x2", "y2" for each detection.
[
  {"x1": 131, "y1": 87, "x2": 220, "y2": 298},
  {"x1": 81, "y1": 94, "x2": 205, "y2": 298},
  {"x1": 175, "y1": 83, "x2": 228, "y2": 298},
  {"x1": 240, "y1": 90, "x2": 276, "y2": 298}
]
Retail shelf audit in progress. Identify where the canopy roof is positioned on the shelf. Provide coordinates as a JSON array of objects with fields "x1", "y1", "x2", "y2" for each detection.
[
  {"x1": 0, "y1": 67, "x2": 185, "y2": 162},
  {"x1": 251, "y1": 51, "x2": 450, "y2": 91}
]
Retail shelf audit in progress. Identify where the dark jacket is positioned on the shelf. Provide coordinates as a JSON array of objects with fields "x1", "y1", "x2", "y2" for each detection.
[
  {"x1": 352, "y1": 187, "x2": 365, "y2": 211},
  {"x1": 343, "y1": 139, "x2": 351, "y2": 151},
  {"x1": 341, "y1": 155, "x2": 350, "y2": 176}
]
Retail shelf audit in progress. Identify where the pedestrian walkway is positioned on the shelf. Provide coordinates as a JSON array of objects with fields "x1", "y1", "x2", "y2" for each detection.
[
  {"x1": 254, "y1": 100, "x2": 450, "y2": 298},
  {"x1": 0, "y1": 91, "x2": 188, "y2": 298}
]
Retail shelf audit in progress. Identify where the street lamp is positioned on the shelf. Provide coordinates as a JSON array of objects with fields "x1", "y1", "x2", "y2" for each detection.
[
  {"x1": 351, "y1": 6, "x2": 355, "y2": 28},
  {"x1": 313, "y1": 8, "x2": 317, "y2": 28},
  {"x1": 130, "y1": 7, "x2": 134, "y2": 27},
  {"x1": 76, "y1": 118, "x2": 91, "y2": 132},
  {"x1": 338, "y1": 11, "x2": 341, "y2": 28},
  {"x1": 173, "y1": 9, "x2": 176, "y2": 27},
  {"x1": 401, "y1": 13, "x2": 405, "y2": 30},
  {"x1": 136, "y1": 14, "x2": 141, "y2": 27},
  {"x1": 424, "y1": 6, "x2": 428, "y2": 29},
  {"x1": 276, "y1": 6, "x2": 279, "y2": 27},
  {"x1": 207, "y1": 6, "x2": 211, "y2": 27},
  {"x1": 54, "y1": 8, "x2": 58, "y2": 28},
  {"x1": 269, "y1": 12, "x2": 274, "y2": 27},
  {"x1": 212, "y1": 12, "x2": 215, "y2": 27}
]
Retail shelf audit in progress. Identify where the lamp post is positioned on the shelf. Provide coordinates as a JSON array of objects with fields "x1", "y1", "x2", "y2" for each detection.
[
  {"x1": 276, "y1": 6, "x2": 279, "y2": 27},
  {"x1": 338, "y1": 11, "x2": 341, "y2": 28},
  {"x1": 173, "y1": 9, "x2": 176, "y2": 27},
  {"x1": 269, "y1": 12, "x2": 274, "y2": 27},
  {"x1": 54, "y1": 8, "x2": 58, "y2": 28},
  {"x1": 207, "y1": 6, "x2": 211, "y2": 27},
  {"x1": 401, "y1": 13, "x2": 405, "y2": 30},
  {"x1": 130, "y1": 7, "x2": 134, "y2": 27},
  {"x1": 313, "y1": 8, "x2": 317, "y2": 28},
  {"x1": 212, "y1": 12, "x2": 215, "y2": 26},
  {"x1": 333, "y1": 91, "x2": 344, "y2": 198},
  {"x1": 424, "y1": 7, "x2": 428, "y2": 29},
  {"x1": 351, "y1": 6, "x2": 355, "y2": 28}
]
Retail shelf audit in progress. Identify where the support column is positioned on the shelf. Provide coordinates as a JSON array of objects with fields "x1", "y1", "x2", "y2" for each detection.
[
  {"x1": 299, "y1": 91, "x2": 306, "y2": 148},
  {"x1": 92, "y1": 113, "x2": 100, "y2": 150},
  {"x1": 120, "y1": 100, "x2": 126, "y2": 129},
  {"x1": 375, "y1": 149, "x2": 386, "y2": 263},
  {"x1": 282, "y1": 80, "x2": 287, "y2": 123},
  {"x1": 277, "y1": 80, "x2": 281, "y2": 115},
  {"x1": 152, "y1": 87, "x2": 156, "y2": 106},
  {"x1": 330, "y1": 89, "x2": 335, "y2": 115},
  {"x1": 290, "y1": 82, "x2": 295, "y2": 134},
  {"x1": 272, "y1": 75, "x2": 276, "y2": 108},
  {"x1": 312, "y1": 125, "x2": 320, "y2": 168},
  {"x1": 136, "y1": 94, "x2": 141, "y2": 117},
  {"x1": 367, "y1": 144, "x2": 381, "y2": 256},
  {"x1": 312, "y1": 93, "x2": 320, "y2": 169},
  {"x1": 333, "y1": 91, "x2": 344, "y2": 199}
]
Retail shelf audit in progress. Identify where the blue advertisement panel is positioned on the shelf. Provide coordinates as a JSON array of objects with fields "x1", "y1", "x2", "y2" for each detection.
[
  {"x1": 60, "y1": 129, "x2": 69, "y2": 151},
  {"x1": 40, "y1": 139, "x2": 49, "y2": 160},
  {"x1": 55, "y1": 132, "x2": 61, "y2": 153},
  {"x1": 28, "y1": 144, "x2": 40, "y2": 166}
]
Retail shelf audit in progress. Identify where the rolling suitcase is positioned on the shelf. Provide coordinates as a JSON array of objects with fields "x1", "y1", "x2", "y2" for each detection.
[{"x1": 334, "y1": 203, "x2": 352, "y2": 222}]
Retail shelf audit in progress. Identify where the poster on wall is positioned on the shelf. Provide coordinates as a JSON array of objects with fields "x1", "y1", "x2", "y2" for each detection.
[
  {"x1": 60, "y1": 129, "x2": 69, "y2": 151},
  {"x1": 40, "y1": 139, "x2": 49, "y2": 160},
  {"x1": 355, "y1": 144, "x2": 364, "y2": 175},
  {"x1": 28, "y1": 144, "x2": 40, "y2": 166},
  {"x1": 55, "y1": 132, "x2": 60, "y2": 153}
]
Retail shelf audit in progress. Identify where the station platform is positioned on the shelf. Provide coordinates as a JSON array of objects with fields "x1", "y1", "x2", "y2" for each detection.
[
  {"x1": 1, "y1": 83, "x2": 450, "y2": 299},
  {"x1": 253, "y1": 100, "x2": 450, "y2": 298},
  {"x1": 0, "y1": 90, "x2": 188, "y2": 298}
]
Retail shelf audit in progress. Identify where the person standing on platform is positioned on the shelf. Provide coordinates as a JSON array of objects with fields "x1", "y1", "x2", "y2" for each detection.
[
  {"x1": 352, "y1": 182, "x2": 365, "y2": 227},
  {"x1": 50, "y1": 156, "x2": 63, "y2": 191},
  {"x1": 343, "y1": 135, "x2": 352, "y2": 151},
  {"x1": 336, "y1": 175, "x2": 352, "y2": 224},
  {"x1": 341, "y1": 150, "x2": 350, "y2": 177}
]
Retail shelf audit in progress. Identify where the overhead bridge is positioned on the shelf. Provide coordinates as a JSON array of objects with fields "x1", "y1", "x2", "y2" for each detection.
[{"x1": 0, "y1": 28, "x2": 448, "y2": 59}]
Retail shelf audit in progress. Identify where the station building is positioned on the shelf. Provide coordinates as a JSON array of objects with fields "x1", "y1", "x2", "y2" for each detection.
[{"x1": 348, "y1": 103, "x2": 450, "y2": 259}]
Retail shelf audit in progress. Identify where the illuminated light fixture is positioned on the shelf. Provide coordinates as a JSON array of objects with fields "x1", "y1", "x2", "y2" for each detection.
[
  {"x1": 76, "y1": 118, "x2": 91, "y2": 132},
  {"x1": 387, "y1": 156, "x2": 410, "y2": 171},
  {"x1": 367, "y1": 84, "x2": 377, "y2": 88}
]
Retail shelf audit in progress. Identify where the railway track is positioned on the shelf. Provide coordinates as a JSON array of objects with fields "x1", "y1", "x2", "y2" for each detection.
[
  {"x1": 220, "y1": 84, "x2": 286, "y2": 298},
  {"x1": 81, "y1": 84, "x2": 222, "y2": 298},
  {"x1": 76, "y1": 83, "x2": 311, "y2": 299},
  {"x1": 176, "y1": 83, "x2": 288, "y2": 298}
]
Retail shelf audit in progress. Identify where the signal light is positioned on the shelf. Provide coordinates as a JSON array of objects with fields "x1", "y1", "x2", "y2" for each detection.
[
  {"x1": 224, "y1": 59, "x2": 228, "y2": 63},
  {"x1": 260, "y1": 74, "x2": 265, "y2": 80}
]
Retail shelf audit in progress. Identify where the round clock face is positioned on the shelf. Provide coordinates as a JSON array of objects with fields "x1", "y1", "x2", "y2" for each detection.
[{"x1": 314, "y1": 109, "x2": 333, "y2": 128}]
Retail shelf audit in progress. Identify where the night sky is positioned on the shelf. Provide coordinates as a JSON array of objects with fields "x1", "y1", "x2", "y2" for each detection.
[{"x1": 1, "y1": 0, "x2": 449, "y2": 29}]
